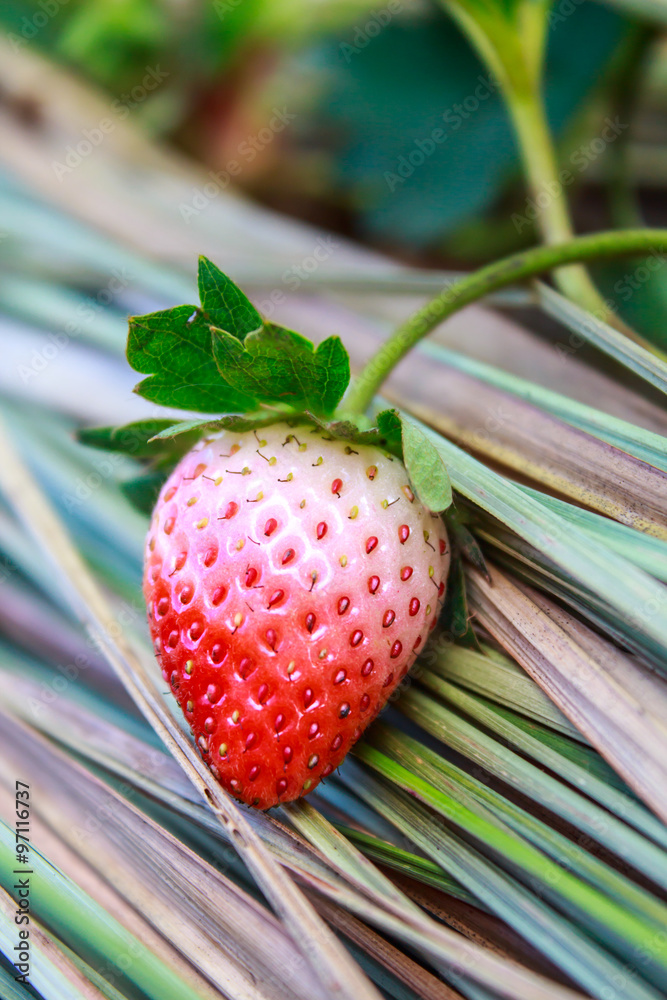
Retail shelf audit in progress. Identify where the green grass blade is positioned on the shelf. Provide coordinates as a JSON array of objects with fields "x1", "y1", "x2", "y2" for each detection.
[
  {"x1": 0, "y1": 667, "x2": 588, "y2": 1000},
  {"x1": 422, "y1": 674, "x2": 667, "y2": 848},
  {"x1": 411, "y1": 415, "x2": 667, "y2": 656},
  {"x1": 0, "y1": 958, "x2": 44, "y2": 1000},
  {"x1": 466, "y1": 564, "x2": 667, "y2": 824},
  {"x1": 418, "y1": 338, "x2": 667, "y2": 472},
  {"x1": 332, "y1": 825, "x2": 481, "y2": 905},
  {"x1": 283, "y1": 800, "x2": 572, "y2": 1000},
  {"x1": 473, "y1": 526, "x2": 667, "y2": 670},
  {"x1": 0, "y1": 824, "x2": 201, "y2": 1000},
  {"x1": 398, "y1": 685, "x2": 667, "y2": 889},
  {"x1": 355, "y1": 740, "x2": 667, "y2": 978},
  {"x1": 371, "y1": 723, "x2": 667, "y2": 933},
  {"x1": 423, "y1": 641, "x2": 585, "y2": 741},
  {"x1": 536, "y1": 281, "x2": 667, "y2": 396},
  {"x1": 517, "y1": 486, "x2": 667, "y2": 581},
  {"x1": 0, "y1": 416, "x2": 381, "y2": 1000},
  {"x1": 41, "y1": 937, "x2": 131, "y2": 1000},
  {"x1": 344, "y1": 761, "x2": 662, "y2": 1000}
]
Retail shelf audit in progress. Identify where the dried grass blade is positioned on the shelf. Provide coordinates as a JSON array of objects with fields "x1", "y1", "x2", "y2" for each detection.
[
  {"x1": 419, "y1": 673, "x2": 667, "y2": 848},
  {"x1": 466, "y1": 564, "x2": 667, "y2": 823},
  {"x1": 0, "y1": 710, "x2": 331, "y2": 1000},
  {"x1": 412, "y1": 416, "x2": 667, "y2": 655},
  {"x1": 422, "y1": 642, "x2": 583, "y2": 741},
  {"x1": 1, "y1": 786, "x2": 228, "y2": 1000},
  {"x1": 284, "y1": 801, "x2": 584, "y2": 1000},
  {"x1": 0, "y1": 672, "x2": 590, "y2": 1000},
  {"x1": 381, "y1": 358, "x2": 667, "y2": 536},
  {"x1": 0, "y1": 886, "x2": 107, "y2": 1000},
  {"x1": 370, "y1": 722, "x2": 667, "y2": 932},
  {"x1": 0, "y1": 416, "x2": 380, "y2": 1000},
  {"x1": 311, "y1": 894, "x2": 465, "y2": 1000},
  {"x1": 343, "y1": 763, "x2": 658, "y2": 1000},
  {"x1": 536, "y1": 282, "x2": 667, "y2": 396},
  {"x1": 415, "y1": 341, "x2": 667, "y2": 472},
  {"x1": 516, "y1": 486, "x2": 667, "y2": 582}
]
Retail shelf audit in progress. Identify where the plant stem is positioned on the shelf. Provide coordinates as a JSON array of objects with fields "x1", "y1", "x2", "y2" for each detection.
[
  {"x1": 441, "y1": 1, "x2": 634, "y2": 331},
  {"x1": 344, "y1": 228, "x2": 667, "y2": 416},
  {"x1": 506, "y1": 88, "x2": 619, "y2": 321}
]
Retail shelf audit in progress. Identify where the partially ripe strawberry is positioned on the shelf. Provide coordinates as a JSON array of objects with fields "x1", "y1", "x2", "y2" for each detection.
[{"x1": 144, "y1": 422, "x2": 450, "y2": 808}]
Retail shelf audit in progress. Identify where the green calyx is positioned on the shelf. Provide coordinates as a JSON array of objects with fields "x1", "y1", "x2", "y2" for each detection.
[
  {"x1": 126, "y1": 256, "x2": 349, "y2": 417},
  {"x1": 78, "y1": 256, "x2": 453, "y2": 517}
]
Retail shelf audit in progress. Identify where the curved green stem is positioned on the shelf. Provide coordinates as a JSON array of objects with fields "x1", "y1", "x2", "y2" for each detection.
[
  {"x1": 439, "y1": 0, "x2": 634, "y2": 334},
  {"x1": 344, "y1": 228, "x2": 667, "y2": 416}
]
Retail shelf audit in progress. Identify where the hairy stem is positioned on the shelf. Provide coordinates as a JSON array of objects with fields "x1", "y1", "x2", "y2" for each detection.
[{"x1": 344, "y1": 229, "x2": 667, "y2": 416}]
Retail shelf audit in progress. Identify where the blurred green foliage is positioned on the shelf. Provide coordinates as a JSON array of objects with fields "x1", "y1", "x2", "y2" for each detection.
[
  {"x1": 5, "y1": 0, "x2": 667, "y2": 343},
  {"x1": 306, "y1": 3, "x2": 627, "y2": 248}
]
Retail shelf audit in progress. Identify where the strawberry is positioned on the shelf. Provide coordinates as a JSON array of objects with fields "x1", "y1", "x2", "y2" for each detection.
[
  {"x1": 79, "y1": 257, "x2": 455, "y2": 808},
  {"x1": 144, "y1": 422, "x2": 450, "y2": 808}
]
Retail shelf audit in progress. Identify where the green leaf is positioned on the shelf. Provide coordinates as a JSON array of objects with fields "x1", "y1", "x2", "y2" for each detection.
[
  {"x1": 77, "y1": 419, "x2": 180, "y2": 458},
  {"x1": 375, "y1": 408, "x2": 402, "y2": 443},
  {"x1": 197, "y1": 256, "x2": 262, "y2": 338},
  {"x1": 212, "y1": 322, "x2": 350, "y2": 416},
  {"x1": 78, "y1": 419, "x2": 205, "y2": 516},
  {"x1": 148, "y1": 413, "x2": 285, "y2": 442},
  {"x1": 121, "y1": 472, "x2": 167, "y2": 515},
  {"x1": 127, "y1": 305, "x2": 259, "y2": 413},
  {"x1": 77, "y1": 418, "x2": 202, "y2": 465},
  {"x1": 446, "y1": 505, "x2": 490, "y2": 580},
  {"x1": 400, "y1": 416, "x2": 452, "y2": 512},
  {"x1": 439, "y1": 553, "x2": 479, "y2": 648}
]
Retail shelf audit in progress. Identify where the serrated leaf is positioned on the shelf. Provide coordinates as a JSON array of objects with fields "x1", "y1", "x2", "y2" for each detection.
[
  {"x1": 211, "y1": 322, "x2": 350, "y2": 416},
  {"x1": 78, "y1": 419, "x2": 179, "y2": 458},
  {"x1": 78, "y1": 419, "x2": 202, "y2": 461},
  {"x1": 127, "y1": 305, "x2": 259, "y2": 413},
  {"x1": 197, "y1": 256, "x2": 262, "y2": 338},
  {"x1": 375, "y1": 408, "x2": 402, "y2": 444},
  {"x1": 400, "y1": 416, "x2": 452, "y2": 512},
  {"x1": 149, "y1": 413, "x2": 286, "y2": 442}
]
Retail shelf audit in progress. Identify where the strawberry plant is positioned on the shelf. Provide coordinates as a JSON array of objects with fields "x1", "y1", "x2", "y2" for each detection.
[
  {"x1": 80, "y1": 228, "x2": 667, "y2": 808},
  {"x1": 80, "y1": 256, "x2": 454, "y2": 806},
  {"x1": 4, "y1": 7, "x2": 667, "y2": 997}
]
